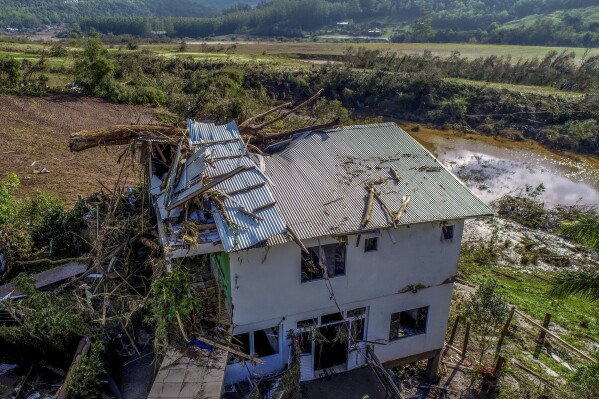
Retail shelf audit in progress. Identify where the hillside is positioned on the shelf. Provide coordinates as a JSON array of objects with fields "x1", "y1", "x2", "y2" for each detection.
[
  {"x1": 0, "y1": 0, "x2": 252, "y2": 29},
  {"x1": 2, "y1": 0, "x2": 599, "y2": 46}
]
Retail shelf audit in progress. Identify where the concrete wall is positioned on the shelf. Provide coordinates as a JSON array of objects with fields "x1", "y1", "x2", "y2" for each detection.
[{"x1": 224, "y1": 220, "x2": 464, "y2": 384}]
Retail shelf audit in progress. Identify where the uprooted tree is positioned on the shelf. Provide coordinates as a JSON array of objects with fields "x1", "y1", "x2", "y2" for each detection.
[{"x1": 68, "y1": 89, "x2": 342, "y2": 152}]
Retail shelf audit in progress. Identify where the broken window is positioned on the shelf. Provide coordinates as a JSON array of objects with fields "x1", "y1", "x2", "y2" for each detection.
[
  {"x1": 442, "y1": 225, "x2": 454, "y2": 240},
  {"x1": 299, "y1": 331, "x2": 313, "y2": 354},
  {"x1": 352, "y1": 318, "x2": 365, "y2": 341},
  {"x1": 297, "y1": 318, "x2": 317, "y2": 329},
  {"x1": 301, "y1": 243, "x2": 346, "y2": 282},
  {"x1": 389, "y1": 307, "x2": 429, "y2": 341},
  {"x1": 254, "y1": 326, "x2": 279, "y2": 357},
  {"x1": 228, "y1": 332, "x2": 251, "y2": 364},
  {"x1": 364, "y1": 237, "x2": 378, "y2": 252},
  {"x1": 321, "y1": 312, "x2": 343, "y2": 324},
  {"x1": 347, "y1": 307, "x2": 366, "y2": 318}
]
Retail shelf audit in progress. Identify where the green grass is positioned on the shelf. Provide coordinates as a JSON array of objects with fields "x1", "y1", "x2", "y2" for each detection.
[
  {"x1": 139, "y1": 41, "x2": 599, "y2": 61},
  {"x1": 447, "y1": 78, "x2": 586, "y2": 98},
  {"x1": 459, "y1": 260, "x2": 599, "y2": 347}
]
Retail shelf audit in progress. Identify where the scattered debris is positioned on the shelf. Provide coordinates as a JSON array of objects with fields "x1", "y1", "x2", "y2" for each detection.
[{"x1": 0, "y1": 364, "x2": 17, "y2": 376}]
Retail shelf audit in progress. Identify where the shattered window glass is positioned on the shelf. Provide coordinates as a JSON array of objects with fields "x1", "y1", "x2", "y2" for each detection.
[
  {"x1": 228, "y1": 332, "x2": 250, "y2": 364},
  {"x1": 254, "y1": 326, "x2": 279, "y2": 357},
  {"x1": 389, "y1": 307, "x2": 429, "y2": 341},
  {"x1": 301, "y1": 243, "x2": 346, "y2": 282}
]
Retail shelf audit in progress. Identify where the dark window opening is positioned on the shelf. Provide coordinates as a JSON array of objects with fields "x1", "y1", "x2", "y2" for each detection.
[
  {"x1": 364, "y1": 237, "x2": 378, "y2": 252},
  {"x1": 352, "y1": 318, "x2": 365, "y2": 341},
  {"x1": 389, "y1": 307, "x2": 429, "y2": 341},
  {"x1": 228, "y1": 332, "x2": 250, "y2": 364},
  {"x1": 442, "y1": 225, "x2": 454, "y2": 240},
  {"x1": 301, "y1": 243, "x2": 346, "y2": 282},
  {"x1": 297, "y1": 318, "x2": 317, "y2": 329},
  {"x1": 321, "y1": 312, "x2": 343, "y2": 324},
  {"x1": 347, "y1": 307, "x2": 366, "y2": 318},
  {"x1": 254, "y1": 326, "x2": 279, "y2": 357},
  {"x1": 299, "y1": 331, "x2": 312, "y2": 355}
]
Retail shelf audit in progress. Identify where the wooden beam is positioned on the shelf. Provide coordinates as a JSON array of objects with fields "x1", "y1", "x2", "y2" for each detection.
[
  {"x1": 56, "y1": 336, "x2": 91, "y2": 399},
  {"x1": 286, "y1": 223, "x2": 309, "y2": 254},
  {"x1": 194, "y1": 335, "x2": 266, "y2": 365},
  {"x1": 361, "y1": 185, "x2": 375, "y2": 228},
  {"x1": 514, "y1": 309, "x2": 596, "y2": 363}
]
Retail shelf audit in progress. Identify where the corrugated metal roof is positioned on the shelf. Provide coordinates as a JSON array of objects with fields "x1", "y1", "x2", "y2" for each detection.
[
  {"x1": 186, "y1": 120, "x2": 287, "y2": 252},
  {"x1": 263, "y1": 123, "x2": 493, "y2": 242}
]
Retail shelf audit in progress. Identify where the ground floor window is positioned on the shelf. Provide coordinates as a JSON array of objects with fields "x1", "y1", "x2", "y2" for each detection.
[
  {"x1": 229, "y1": 326, "x2": 280, "y2": 364},
  {"x1": 389, "y1": 306, "x2": 429, "y2": 341}
]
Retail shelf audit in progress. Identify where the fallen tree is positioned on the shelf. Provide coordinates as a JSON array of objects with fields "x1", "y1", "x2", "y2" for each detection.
[
  {"x1": 69, "y1": 124, "x2": 185, "y2": 152},
  {"x1": 68, "y1": 89, "x2": 333, "y2": 152}
]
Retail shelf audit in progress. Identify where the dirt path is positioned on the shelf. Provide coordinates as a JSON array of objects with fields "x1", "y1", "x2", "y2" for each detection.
[{"x1": 0, "y1": 95, "x2": 160, "y2": 204}]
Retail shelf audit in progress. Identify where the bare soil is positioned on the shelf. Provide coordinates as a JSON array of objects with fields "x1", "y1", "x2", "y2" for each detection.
[{"x1": 0, "y1": 95, "x2": 160, "y2": 204}]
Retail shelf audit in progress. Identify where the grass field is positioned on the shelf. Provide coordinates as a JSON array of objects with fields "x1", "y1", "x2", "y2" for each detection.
[{"x1": 142, "y1": 41, "x2": 599, "y2": 60}]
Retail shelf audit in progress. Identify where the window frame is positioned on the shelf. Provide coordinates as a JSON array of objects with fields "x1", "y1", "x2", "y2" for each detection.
[
  {"x1": 301, "y1": 242, "x2": 347, "y2": 283},
  {"x1": 442, "y1": 225, "x2": 455, "y2": 240},
  {"x1": 364, "y1": 237, "x2": 378, "y2": 252},
  {"x1": 229, "y1": 325, "x2": 281, "y2": 363},
  {"x1": 389, "y1": 306, "x2": 429, "y2": 341}
]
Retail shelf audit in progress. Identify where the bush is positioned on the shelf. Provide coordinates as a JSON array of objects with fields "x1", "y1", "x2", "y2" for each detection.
[{"x1": 67, "y1": 342, "x2": 106, "y2": 399}]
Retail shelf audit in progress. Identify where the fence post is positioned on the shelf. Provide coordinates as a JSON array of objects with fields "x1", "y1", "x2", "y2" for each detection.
[
  {"x1": 535, "y1": 312, "x2": 552, "y2": 357},
  {"x1": 462, "y1": 322, "x2": 471, "y2": 360},
  {"x1": 448, "y1": 315, "x2": 461, "y2": 346},
  {"x1": 496, "y1": 306, "x2": 515, "y2": 358}
]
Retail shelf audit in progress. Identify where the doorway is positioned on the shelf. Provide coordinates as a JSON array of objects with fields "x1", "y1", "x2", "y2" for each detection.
[{"x1": 315, "y1": 323, "x2": 348, "y2": 371}]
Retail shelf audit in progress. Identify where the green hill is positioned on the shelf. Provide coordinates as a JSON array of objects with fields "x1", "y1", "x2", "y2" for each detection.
[{"x1": 2, "y1": 0, "x2": 599, "y2": 46}]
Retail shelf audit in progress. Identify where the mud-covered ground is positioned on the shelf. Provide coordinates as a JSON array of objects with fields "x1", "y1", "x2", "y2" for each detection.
[{"x1": 0, "y1": 95, "x2": 160, "y2": 204}]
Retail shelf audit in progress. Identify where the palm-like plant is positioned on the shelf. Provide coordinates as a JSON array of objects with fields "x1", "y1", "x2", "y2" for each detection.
[
  {"x1": 559, "y1": 215, "x2": 599, "y2": 252},
  {"x1": 550, "y1": 214, "x2": 599, "y2": 301},
  {"x1": 550, "y1": 270, "x2": 599, "y2": 301}
]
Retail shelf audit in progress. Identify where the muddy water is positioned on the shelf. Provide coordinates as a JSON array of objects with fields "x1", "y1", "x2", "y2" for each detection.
[{"x1": 400, "y1": 123, "x2": 599, "y2": 208}]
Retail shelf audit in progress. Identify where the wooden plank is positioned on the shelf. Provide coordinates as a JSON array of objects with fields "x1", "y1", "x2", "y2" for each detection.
[
  {"x1": 514, "y1": 309, "x2": 596, "y2": 363},
  {"x1": 496, "y1": 306, "x2": 515, "y2": 358},
  {"x1": 56, "y1": 336, "x2": 91, "y2": 399},
  {"x1": 195, "y1": 335, "x2": 266, "y2": 365},
  {"x1": 286, "y1": 223, "x2": 309, "y2": 254}
]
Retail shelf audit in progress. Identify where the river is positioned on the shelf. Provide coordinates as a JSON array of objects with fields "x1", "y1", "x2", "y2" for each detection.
[{"x1": 399, "y1": 123, "x2": 599, "y2": 208}]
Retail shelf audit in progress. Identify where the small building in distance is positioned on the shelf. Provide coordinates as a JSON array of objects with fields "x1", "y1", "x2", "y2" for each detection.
[{"x1": 149, "y1": 121, "x2": 493, "y2": 391}]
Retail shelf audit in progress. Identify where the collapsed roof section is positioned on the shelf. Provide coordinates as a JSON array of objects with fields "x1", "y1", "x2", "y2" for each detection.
[{"x1": 151, "y1": 120, "x2": 287, "y2": 256}]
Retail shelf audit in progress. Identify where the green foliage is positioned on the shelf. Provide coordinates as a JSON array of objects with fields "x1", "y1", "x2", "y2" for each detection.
[
  {"x1": 493, "y1": 185, "x2": 548, "y2": 229},
  {"x1": 0, "y1": 56, "x2": 21, "y2": 89},
  {"x1": 67, "y1": 342, "x2": 106, "y2": 399},
  {"x1": 106, "y1": 81, "x2": 166, "y2": 105},
  {"x1": 0, "y1": 275, "x2": 93, "y2": 352},
  {"x1": 146, "y1": 264, "x2": 202, "y2": 355},
  {"x1": 74, "y1": 37, "x2": 114, "y2": 95},
  {"x1": 0, "y1": 174, "x2": 87, "y2": 269},
  {"x1": 559, "y1": 213, "x2": 599, "y2": 251},
  {"x1": 464, "y1": 279, "x2": 508, "y2": 364},
  {"x1": 550, "y1": 270, "x2": 599, "y2": 301},
  {"x1": 567, "y1": 352, "x2": 599, "y2": 398},
  {"x1": 0, "y1": 173, "x2": 21, "y2": 225}
]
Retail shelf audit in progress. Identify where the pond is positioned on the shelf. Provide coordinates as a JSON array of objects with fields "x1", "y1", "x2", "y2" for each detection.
[{"x1": 400, "y1": 123, "x2": 599, "y2": 208}]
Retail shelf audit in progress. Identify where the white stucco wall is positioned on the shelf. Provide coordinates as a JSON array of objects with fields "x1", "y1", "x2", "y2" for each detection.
[{"x1": 224, "y1": 220, "x2": 464, "y2": 384}]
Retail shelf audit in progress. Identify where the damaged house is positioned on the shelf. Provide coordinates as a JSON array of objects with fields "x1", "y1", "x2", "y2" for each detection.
[{"x1": 147, "y1": 120, "x2": 493, "y2": 390}]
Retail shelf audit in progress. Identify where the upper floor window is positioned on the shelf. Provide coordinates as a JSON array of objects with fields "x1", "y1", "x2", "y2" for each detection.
[
  {"x1": 389, "y1": 306, "x2": 429, "y2": 341},
  {"x1": 442, "y1": 225, "x2": 454, "y2": 240},
  {"x1": 301, "y1": 243, "x2": 346, "y2": 282},
  {"x1": 364, "y1": 237, "x2": 378, "y2": 252}
]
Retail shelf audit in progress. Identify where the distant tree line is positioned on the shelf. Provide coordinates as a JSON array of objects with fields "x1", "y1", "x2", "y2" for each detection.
[
  {"x1": 343, "y1": 47, "x2": 599, "y2": 92},
  {"x1": 69, "y1": 0, "x2": 599, "y2": 47}
]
